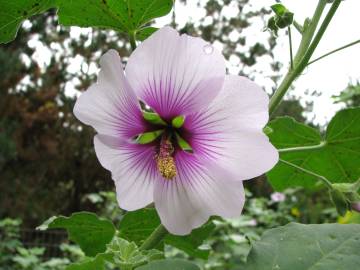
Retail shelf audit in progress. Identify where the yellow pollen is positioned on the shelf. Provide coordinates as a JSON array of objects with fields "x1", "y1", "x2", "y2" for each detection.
[{"x1": 156, "y1": 155, "x2": 177, "y2": 180}]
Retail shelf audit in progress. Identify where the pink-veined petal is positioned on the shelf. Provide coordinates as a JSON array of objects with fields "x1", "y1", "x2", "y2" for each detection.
[
  {"x1": 125, "y1": 27, "x2": 226, "y2": 119},
  {"x1": 185, "y1": 75, "x2": 279, "y2": 181},
  {"x1": 154, "y1": 152, "x2": 245, "y2": 235},
  {"x1": 74, "y1": 49, "x2": 145, "y2": 140},
  {"x1": 94, "y1": 135, "x2": 157, "y2": 211}
]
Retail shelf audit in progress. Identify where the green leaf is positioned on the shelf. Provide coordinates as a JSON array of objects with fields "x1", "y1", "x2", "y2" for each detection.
[
  {"x1": 171, "y1": 115, "x2": 185, "y2": 128},
  {"x1": 243, "y1": 223, "x2": 360, "y2": 270},
  {"x1": 137, "y1": 27, "x2": 158, "y2": 41},
  {"x1": 136, "y1": 259, "x2": 200, "y2": 270},
  {"x1": 175, "y1": 133, "x2": 193, "y2": 153},
  {"x1": 0, "y1": 0, "x2": 173, "y2": 44},
  {"x1": 66, "y1": 253, "x2": 112, "y2": 270},
  {"x1": 38, "y1": 212, "x2": 115, "y2": 257},
  {"x1": 134, "y1": 130, "x2": 164, "y2": 144},
  {"x1": 142, "y1": 111, "x2": 167, "y2": 126},
  {"x1": 166, "y1": 222, "x2": 215, "y2": 259},
  {"x1": 0, "y1": 0, "x2": 55, "y2": 44},
  {"x1": 118, "y1": 208, "x2": 162, "y2": 247},
  {"x1": 118, "y1": 208, "x2": 215, "y2": 259},
  {"x1": 108, "y1": 237, "x2": 163, "y2": 269},
  {"x1": 329, "y1": 189, "x2": 350, "y2": 216},
  {"x1": 267, "y1": 108, "x2": 360, "y2": 190},
  {"x1": 55, "y1": 0, "x2": 173, "y2": 33}
]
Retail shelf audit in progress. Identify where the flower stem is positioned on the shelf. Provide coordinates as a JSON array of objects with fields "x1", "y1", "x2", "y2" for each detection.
[
  {"x1": 288, "y1": 26, "x2": 294, "y2": 70},
  {"x1": 278, "y1": 141, "x2": 326, "y2": 153},
  {"x1": 269, "y1": 0, "x2": 342, "y2": 115},
  {"x1": 280, "y1": 159, "x2": 333, "y2": 190},
  {"x1": 129, "y1": 31, "x2": 137, "y2": 51},
  {"x1": 307, "y1": 39, "x2": 360, "y2": 66},
  {"x1": 293, "y1": 20, "x2": 303, "y2": 34},
  {"x1": 139, "y1": 224, "x2": 168, "y2": 250}
]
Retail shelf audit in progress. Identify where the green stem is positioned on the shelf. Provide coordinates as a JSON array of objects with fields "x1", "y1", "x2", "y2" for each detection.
[
  {"x1": 129, "y1": 31, "x2": 137, "y2": 51},
  {"x1": 293, "y1": 20, "x2": 303, "y2": 34},
  {"x1": 288, "y1": 26, "x2": 294, "y2": 69},
  {"x1": 278, "y1": 141, "x2": 326, "y2": 153},
  {"x1": 139, "y1": 224, "x2": 168, "y2": 250},
  {"x1": 269, "y1": 0, "x2": 341, "y2": 115},
  {"x1": 307, "y1": 39, "x2": 360, "y2": 65},
  {"x1": 280, "y1": 159, "x2": 333, "y2": 189}
]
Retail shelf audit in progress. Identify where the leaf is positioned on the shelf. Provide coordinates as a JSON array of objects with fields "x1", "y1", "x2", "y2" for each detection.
[
  {"x1": 0, "y1": 0, "x2": 173, "y2": 44},
  {"x1": 66, "y1": 253, "x2": 112, "y2": 270},
  {"x1": 38, "y1": 212, "x2": 116, "y2": 257},
  {"x1": 108, "y1": 237, "x2": 163, "y2": 269},
  {"x1": 267, "y1": 108, "x2": 360, "y2": 191},
  {"x1": 243, "y1": 223, "x2": 360, "y2": 270},
  {"x1": 118, "y1": 208, "x2": 161, "y2": 247},
  {"x1": 118, "y1": 208, "x2": 215, "y2": 259},
  {"x1": 55, "y1": 0, "x2": 173, "y2": 33},
  {"x1": 0, "y1": 0, "x2": 55, "y2": 44},
  {"x1": 166, "y1": 222, "x2": 215, "y2": 259},
  {"x1": 137, "y1": 27, "x2": 158, "y2": 41},
  {"x1": 136, "y1": 259, "x2": 200, "y2": 270}
]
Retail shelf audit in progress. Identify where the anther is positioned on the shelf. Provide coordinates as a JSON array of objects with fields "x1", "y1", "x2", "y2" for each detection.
[{"x1": 156, "y1": 135, "x2": 177, "y2": 180}]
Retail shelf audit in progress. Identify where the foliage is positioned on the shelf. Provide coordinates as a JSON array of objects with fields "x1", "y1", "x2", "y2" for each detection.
[
  {"x1": 244, "y1": 223, "x2": 360, "y2": 270},
  {"x1": 267, "y1": 108, "x2": 360, "y2": 190}
]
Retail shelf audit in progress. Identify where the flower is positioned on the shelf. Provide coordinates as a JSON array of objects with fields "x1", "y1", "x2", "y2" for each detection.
[
  {"x1": 73, "y1": 27, "x2": 278, "y2": 235},
  {"x1": 271, "y1": 192, "x2": 286, "y2": 203}
]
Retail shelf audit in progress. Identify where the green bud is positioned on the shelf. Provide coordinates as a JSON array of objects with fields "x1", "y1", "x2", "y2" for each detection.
[
  {"x1": 276, "y1": 11, "x2": 294, "y2": 29},
  {"x1": 329, "y1": 189, "x2": 351, "y2": 216}
]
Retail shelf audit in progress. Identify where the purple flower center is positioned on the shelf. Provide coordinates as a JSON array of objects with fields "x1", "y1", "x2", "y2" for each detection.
[{"x1": 136, "y1": 102, "x2": 193, "y2": 180}]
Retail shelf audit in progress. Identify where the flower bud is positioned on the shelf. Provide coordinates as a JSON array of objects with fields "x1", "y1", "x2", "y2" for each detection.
[{"x1": 351, "y1": 202, "x2": 360, "y2": 213}]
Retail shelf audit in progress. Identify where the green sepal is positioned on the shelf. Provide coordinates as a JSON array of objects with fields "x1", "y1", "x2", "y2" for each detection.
[
  {"x1": 171, "y1": 115, "x2": 185, "y2": 129},
  {"x1": 143, "y1": 112, "x2": 167, "y2": 126},
  {"x1": 271, "y1": 4, "x2": 287, "y2": 16},
  {"x1": 134, "y1": 130, "x2": 164, "y2": 144},
  {"x1": 175, "y1": 133, "x2": 193, "y2": 153}
]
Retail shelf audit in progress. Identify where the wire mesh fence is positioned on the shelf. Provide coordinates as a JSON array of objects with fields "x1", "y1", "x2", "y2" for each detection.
[{"x1": 19, "y1": 228, "x2": 68, "y2": 258}]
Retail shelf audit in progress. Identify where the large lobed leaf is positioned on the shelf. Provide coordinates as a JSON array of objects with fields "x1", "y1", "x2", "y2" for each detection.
[
  {"x1": 136, "y1": 259, "x2": 200, "y2": 270},
  {"x1": 267, "y1": 108, "x2": 360, "y2": 190},
  {"x1": 0, "y1": 0, "x2": 55, "y2": 43},
  {"x1": 0, "y1": 0, "x2": 173, "y2": 43},
  {"x1": 38, "y1": 212, "x2": 116, "y2": 257},
  {"x1": 243, "y1": 223, "x2": 360, "y2": 270}
]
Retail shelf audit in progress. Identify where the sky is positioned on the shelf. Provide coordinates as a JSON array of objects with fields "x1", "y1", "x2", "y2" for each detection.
[{"x1": 26, "y1": 0, "x2": 360, "y2": 126}]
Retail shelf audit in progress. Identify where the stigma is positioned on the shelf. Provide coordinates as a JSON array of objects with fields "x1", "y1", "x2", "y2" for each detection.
[{"x1": 156, "y1": 135, "x2": 177, "y2": 180}]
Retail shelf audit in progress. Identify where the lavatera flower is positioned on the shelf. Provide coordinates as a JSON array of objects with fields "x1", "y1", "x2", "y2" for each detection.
[{"x1": 74, "y1": 27, "x2": 279, "y2": 235}]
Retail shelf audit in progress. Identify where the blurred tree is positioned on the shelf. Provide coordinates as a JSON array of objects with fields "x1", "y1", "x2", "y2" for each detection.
[{"x1": 333, "y1": 82, "x2": 360, "y2": 107}]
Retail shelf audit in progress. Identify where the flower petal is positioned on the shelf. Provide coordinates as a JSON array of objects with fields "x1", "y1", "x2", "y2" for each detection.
[
  {"x1": 74, "y1": 49, "x2": 145, "y2": 139},
  {"x1": 185, "y1": 75, "x2": 279, "y2": 181},
  {"x1": 94, "y1": 135, "x2": 156, "y2": 210},
  {"x1": 154, "y1": 152, "x2": 245, "y2": 235},
  {"x1": 125, "y1": 27, "x2": 226, "y2": 119}
]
